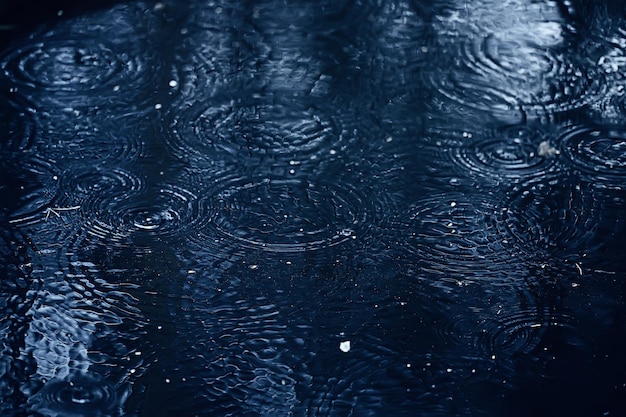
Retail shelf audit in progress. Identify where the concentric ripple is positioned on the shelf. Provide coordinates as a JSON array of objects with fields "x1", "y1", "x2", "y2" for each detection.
[
  {"x1": 385, "y1": 193, "x2": 519, "y2": 281},
  {"x1": 427, "y1": 38, "x2": 601, "y2": 115},
  {"x1": 27, "y1": 374, "x2": 123, "y2": 417},
  {"x1": 77, "y1": 184, "x2": 207, "y2": 248},
  {"x1": 560, "y1": 125, "x2": 626, "y2": 184},
  {"x1": 426, "y1": 2, "x2": 604, "y2": 116},
  {"x1": 191, "y1": 176, "x2": 370, "y2": 255},
  {"x1": 453, "y1": 123, "x2": 558, "y2": 180},
  {"x1": 3, "y1": 41, "x2": 123, "y2": 92},
  {"x1": 1, "y1": 37, "x2": 174, "y2": 112},
  {"x1": 54, "y1": 165, "x2": 144, "y2": 208},
  {"x1": 444, "y1": 301, "x2": 548, "y2": 359},
  {"x1": 168, "y1": 96, "x2": 340, "y2": 161},
  {"x1": 498, "y1": 175, "x2": 624, "y2": 260}
]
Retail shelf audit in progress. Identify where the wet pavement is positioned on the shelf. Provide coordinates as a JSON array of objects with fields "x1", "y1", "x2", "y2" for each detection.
[{"x1": 0, "y1": 0, "x2": 625, "y2": 416}]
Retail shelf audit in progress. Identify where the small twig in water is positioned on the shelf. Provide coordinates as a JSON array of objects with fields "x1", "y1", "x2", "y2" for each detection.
[{"x1": 44, "y1": 206, "x2": 81, "y2": 221}]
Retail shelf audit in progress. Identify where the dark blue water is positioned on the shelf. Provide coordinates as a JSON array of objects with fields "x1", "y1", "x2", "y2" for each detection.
[{"x1": 1, "y1": 0, "x2": 625, "y2": 416}]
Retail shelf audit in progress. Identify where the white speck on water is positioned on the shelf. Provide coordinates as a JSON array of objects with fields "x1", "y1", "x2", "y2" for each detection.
[
  {"x1": 329, "y1": 149, "x2": 337, "y2": 155},
  {"x1": 385, "y1": 136, "x2": 393, "y2": 143},
  {"x1": 339, "y1": 340, "x2": 351, "y2": 353},
  {"x1": 113, "y1": 85, "x2": 120, "y2": 92},
  {"x1": 169, "y1": 80, "x2": 178, "y2": 88},
  {"x1": 537, "y1": 140, "x2": 558, "y2": 158},
  {"x1": 155, "y1": 103, "x2": 163, "y2": 110},
  {"x1": 450, "y1": 201, "x2": 456, "y2": 207},
  {"x1": 249, "y1": 264, "x2": 259, "y2": 270}
]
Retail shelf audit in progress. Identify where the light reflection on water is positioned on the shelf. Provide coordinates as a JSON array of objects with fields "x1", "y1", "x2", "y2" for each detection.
[{"x1": 0, "y1": 0, "x2": 625, "y2": 416}]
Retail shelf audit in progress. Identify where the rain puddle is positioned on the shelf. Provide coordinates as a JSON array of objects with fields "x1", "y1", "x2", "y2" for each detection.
[{"x1": 1, "y1": 0, "x2": 625, "y2": 416}]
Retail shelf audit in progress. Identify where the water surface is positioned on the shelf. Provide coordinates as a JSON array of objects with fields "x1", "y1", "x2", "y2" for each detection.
[{"x1": 1, "y1": 0, "x2": 625, "y2": 416}]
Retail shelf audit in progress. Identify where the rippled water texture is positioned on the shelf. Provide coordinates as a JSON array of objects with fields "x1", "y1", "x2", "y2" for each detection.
[{"x1": 1, "y1": 0, "x2": 626, "y2": 416}]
